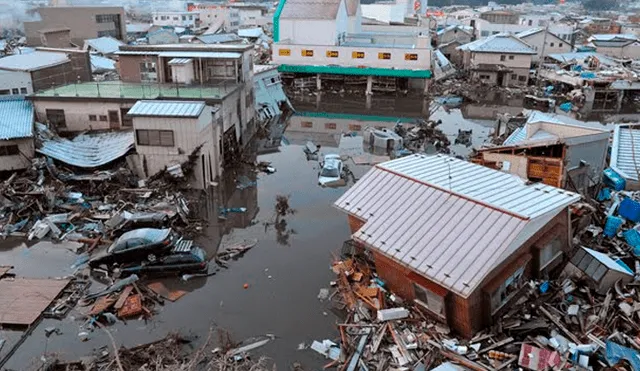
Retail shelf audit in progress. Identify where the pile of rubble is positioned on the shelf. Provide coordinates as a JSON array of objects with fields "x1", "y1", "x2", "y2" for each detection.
[
  {"x1": 310, "y1": 169, "x2": 640, "y2": 370},
  {"x1": 395, "y1": 119, "x2": 451, "y2": 154}
]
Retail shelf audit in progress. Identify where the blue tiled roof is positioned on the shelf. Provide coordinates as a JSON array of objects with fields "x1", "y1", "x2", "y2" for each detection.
[{"x1": 0, "y1": 96, "x2": 34, "y2": 140}]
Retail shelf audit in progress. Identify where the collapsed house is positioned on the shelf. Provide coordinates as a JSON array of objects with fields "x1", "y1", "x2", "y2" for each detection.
[
  {"x1": 473, "y1": 111, "x2": 610, "y2": 192},
  {"x1": 335, "y1": 154, "x2": 580, "y2": 337}
]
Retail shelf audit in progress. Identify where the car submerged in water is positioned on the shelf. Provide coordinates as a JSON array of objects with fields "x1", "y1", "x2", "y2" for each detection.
[
  {"x1": 318, "y1": 154, "x2": 343, "y2": 186},
  {"x1": 89, "y1": 228, "x2": 207, "y2": 275}
]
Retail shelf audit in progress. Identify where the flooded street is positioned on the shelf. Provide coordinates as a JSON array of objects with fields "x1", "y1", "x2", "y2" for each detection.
[{"x1": 1, "y1": 91, "x2": 605, "y2": 369}]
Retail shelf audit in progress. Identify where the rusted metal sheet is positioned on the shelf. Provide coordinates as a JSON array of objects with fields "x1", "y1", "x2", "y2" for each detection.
[
  {"x1": 0, "y1": 278, "x2": 70, "y2": 326},
  {"x1": 117, "y1": 294, "x2": 143, "y2": 318}
]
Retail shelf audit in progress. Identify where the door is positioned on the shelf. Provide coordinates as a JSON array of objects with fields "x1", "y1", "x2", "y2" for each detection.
[
  {"x1": 108, "y1": 110, "x2": 120, "y2": 130},
  {"x1": 496, "y1": 72, "x2": 504, "y2": 87}
]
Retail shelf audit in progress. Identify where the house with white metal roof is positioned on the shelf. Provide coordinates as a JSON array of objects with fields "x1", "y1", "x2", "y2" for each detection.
[
  {"x1": 587, "y1": 34, "x2": 640, "y2": 59},
  {"x1": 515, "y1": 27, "x2": 571, "y2": 63},
  {"x1": 0, "y1": 97, "x2": 35, "y2": 171},
  {"x1": 127, "y1": 100, "x2": 221, "y2": 189},
  {"x1": 335, "y1": 154, "x2": 580, "y2": 337},
  {"x1": 457, "y1": 33, "x2": 536, "y2": 87},
  {"x1": 473, "y1": 111, "x2": 610, "y2": 192},
  {"x1": 610, "y1": 124, "x2": 640, "y2": 189},
  {"x1": 83, "y1": 36, "x2": 124, "y2": 57}
]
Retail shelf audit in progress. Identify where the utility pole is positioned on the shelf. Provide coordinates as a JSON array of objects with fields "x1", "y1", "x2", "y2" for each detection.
[{"x1": 536, "y1": 23, "x2": 550, "y2": 93}]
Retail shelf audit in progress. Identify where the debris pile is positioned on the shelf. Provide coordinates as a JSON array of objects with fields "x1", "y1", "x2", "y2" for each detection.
[
  {"x1": 313, "y1": 227, "x2": 640, "y2": 370},
  {"x1": 395, "y1": 119, "x2": 451, "y2": 154}
]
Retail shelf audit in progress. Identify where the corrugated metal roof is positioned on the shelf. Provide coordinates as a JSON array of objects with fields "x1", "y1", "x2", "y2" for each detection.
[
  {"x1": 334, "y1": 155, "x2": 580, "y2": 297},
  {"x1": 516, "y1": 27, "x2": 543, "y2": 39},
  {"x1": 0, "y1": 97, "x2": 34, "y2": 140},
  {"x1": 238, "y1": 27, "x2": 264, "y2": 38},
  {"x1": 503, "y1": 112, "x2": 608, "y2": 147},
  {"x1": 90, "y1": 55, "x2": 116, "y2": 73},
  {"x1": 583, "y1": 247, "x2": 633, "y2": 275},
  {"x1": 590, "y1": 34, "x2": 638, "y2": 41},
  {"x1": 84, "y1": 37, "x2": 124, "y2": 55},
  {"x1": 503, "y1": 127, "x2": 526, "y2": 146},
  {"x1": 168, "y1": 57, "x2": 193, "y2": 65},
  {"x1": 547, "y1": 51, "x2": 618, "y2": 67},
  {"x1": 0, "y1": 51, "x2": 69, "y2": 72},
  {"x1": 280, "y1": 0, "x2": 342, "y2": 20},
  {"x1": 127, "y1": 100, "x2": 206, "y2": 118},
  {"x1": 611, "y1": 124, "x2": 640, "y2": 181},
  {"x1": 457, "y1": 34, "x2": 536, "y2": 54},
  {"x1": 37, "y1": 125, "x2": 134, "y2": 168},
  {"x1": 126, "y1": 23, "x2": 153, "y2": 33},
  {"x1": 197, "y1": 33, "x2": 242, "y2": 44},
  {"x1": 157, "y1": 51, "x2": 242, "y2": 59}
]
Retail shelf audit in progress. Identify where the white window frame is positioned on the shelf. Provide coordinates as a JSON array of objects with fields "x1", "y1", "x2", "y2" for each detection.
[{"x1": 413, "y1": 283, "x2": 446, "y2": 320}]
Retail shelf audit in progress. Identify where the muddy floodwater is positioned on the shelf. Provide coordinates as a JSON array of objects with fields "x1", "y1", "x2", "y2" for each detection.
[{"x1": 0, "y1": 94, "x2": 534, "y2": 370}]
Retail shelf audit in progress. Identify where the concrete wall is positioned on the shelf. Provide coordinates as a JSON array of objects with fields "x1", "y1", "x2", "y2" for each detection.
[
  {"x1": 0, "y1": 138, "x2": 34, "y2": 171},
  {"x1": 30, "y1": 62, "x2": 77, "y2": 92},
  {"x1": 521, "y1": 31, "x2": 572, "y2": 62},
  {"x1": 596, "y1": 44, "x2": 640, "y2": 59},
  {"x1": 32, "y1": 100, "x2": 135, "y2": 132},
  {"x1": 0, "y1": 70, "x2": 33, "y2": 95},
  {"x1": 439, "y1": 29, "x2": 472, "y2": 46},
  {"x1": 24, "y1": 7, "x2": 126, "y2": 46},
  {"x1": 133, "y1": 109, "x2": 219, "y2": 188},
  {"x1": 273, "y1": 43, "x2": 432, "y2": 70},
  {"x1": 42, "y1": 31, "x2": 72, "y2": 48},
  {"x1": 152, "y1": 12, "x2": 199, "y2": 28},
  {"x1": 565, "y1": 133, "x2": 610, "y2": 187},
  {"x1": 279, "y1": 19, "x2": 340, "y2": 46},
  {"x1": 118, "y1": 55, "x2": 150, "y2": 83}
]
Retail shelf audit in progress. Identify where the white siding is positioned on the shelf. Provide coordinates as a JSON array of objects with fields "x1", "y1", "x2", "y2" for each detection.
[
  {"x1": 471, "y1": 52, "x2": 532, "y2": 69},
  {"x1": 0, "y1": 138, "x2": 34, "y2": 171},
  {"x1": 0, "y1": 70, "x2": 33, "y2": 95},
  {"x1": 520, "y1": 32, "x2": 572, "y2": 62},
  {"x1": 279, "y1": 19, "x2": 339, "y2": 45},
  {"x1": 32, "y1": 100, "x2": 135, "y2": 132}
]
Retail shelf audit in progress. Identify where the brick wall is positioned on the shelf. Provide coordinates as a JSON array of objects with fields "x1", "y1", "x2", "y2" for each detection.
[
  {"x1": 347, "y1": 215, "x2": 365, "y2": 234},
  {"x1": 118, "y1": 55, "x2": 146, "y2": 83}
]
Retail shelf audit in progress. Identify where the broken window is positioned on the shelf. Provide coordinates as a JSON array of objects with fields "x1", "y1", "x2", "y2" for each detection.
[
  {"x1": 540, "y1": 238, "x2": 563, "y2": 270},
  {"x1": 46, "y1": 109, "x2": 66, "y2": 128},
  {"x1": 413, "y1": 283, "x2": 445, "y2": 319},
  {"x1": 0, "y1": 145, "x2": 19, "y2": 156},
  {"x1": 136, "y1": 129, "x2": 175, "y2": 147},
  {"x1": 12, "y1": 88, "x2": 18, "y2": 95},
  {"x1": 490, "y1": 266, "x2": 525, "y2": 312},
  {"x1": 20, "y1": 88, "x2": 27, "y2": 94},
  {"x1": 511, "y1": 73, "x2": 517, "y2": 80}
]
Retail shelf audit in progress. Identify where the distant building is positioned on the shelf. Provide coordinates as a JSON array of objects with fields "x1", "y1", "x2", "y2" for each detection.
[
  {"x1": 83, "y1": 36, "x2": 124, "y2": 57},
  {"x1": 228, "y1": 3, "x2": 271, "y2": 27},
  {"x1": 147, "y1": 29, "x2": 180, "y2": 45},
  {"x1": 516, "y1": 28, "x2": 572, "y2": 63},
  {"x1": 0, "y1": 97, "x2": 35, "y2": 171},
  {"x1": 24, "y1": 7, "x2": 126, "y2": 46},
  {"x1": 126, "y1": 23, "x2": 153, "y2": 39},
  {"x1": 457, "y1": 34, "x2": 536, "y2": 87},
  {"x1": 587, "y1": 34, "x2": 640, "y2": 59},
  {"x1": 37, "y1": 27, "x2": 72, "y2": 48},
  {"x1": 128, "y1": 100, "x2": 221, "y2": 189},
  {"x1": 188, "y1": 4, "x2": 240, "y2": 32},
  {"x1": 152, "y1": 11, "x2": 200, "y2": 29},
  {"x1": 479, "y1": 10, "x2": 519, "y2": 25},
  {"x1": 0, "y1": 49, "x2": 91, "y2": 94}
]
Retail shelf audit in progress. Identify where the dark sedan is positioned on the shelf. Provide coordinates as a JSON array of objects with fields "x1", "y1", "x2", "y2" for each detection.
[{"x1": 89, "y1": 228, "x2": 179, "y2": 269}]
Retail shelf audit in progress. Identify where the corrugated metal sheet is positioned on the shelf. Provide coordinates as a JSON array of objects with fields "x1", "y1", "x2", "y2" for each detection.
[
  {"x1": 167, "y1": 57, "x2": 193, "y2": 65},
  {"x1": 127, "y1": 100, "x2": 205, "y2": 118},
  {"x1": 280, "y1": 0, "x2": 342, "y2": 19},
  {"x1": 546, "y1": 52, "x2": 618, "y2": 67},
  {"x1": 0, "y1": 97, "x2": 34, "y2": 140},
  {"x1": 503, "y1": 127, "x2": 526, "y2": 146},
  {"x1": 457, "y1": 34, "x2": 536, "y2": 54},
  {"x1": 37, "y1": 126, "x2": 134, "y2": 168},
  {"x1": 238, "y1": 27, "x2": 264, "y2": 38},
  {"x1": 334, "y1": 154, "x2": 580, "y2": 297},
  {"x1": 611, "y1": 124, "x2": 640, "y2": 181},
  {"x1": 90, "y1": 55, "x2": 116, "y2": 73},
  {"x1": 197, "y1": 33, "x2": 241, "y2": 44},
  {"x1": 516, "y1": 27, "x2": 543, "y2": 39},
  {"x1": 84, "y1": 36, "x2": 124, "y2": 55},
  {"x1": 157, "y1": 51, "x2": 242, "y2": 59},
  {"x1": 0, "y1": 51, "x2": 69, "y2": 72}
]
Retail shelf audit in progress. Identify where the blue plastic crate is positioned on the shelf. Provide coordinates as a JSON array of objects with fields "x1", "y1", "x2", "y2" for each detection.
[
  {"x1": 619, "y1": 198, "x2": 640, "y2": 223},
  {"x1": 603, "y1": 168, "x2": 626, "y2": 191},
  {"x1": 604, "y1": 215, "x2": 624, "y2": 238}
]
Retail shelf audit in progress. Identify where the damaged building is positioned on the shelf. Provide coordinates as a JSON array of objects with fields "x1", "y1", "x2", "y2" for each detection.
[
  {"x1": 473, "y1": 111, "x2": 610, "y2": 192},
  {"x1": 0, "y1": 96, "x2": 35, "y2": 172},
  {"x1": 335, "y1": 154, "x2": 580, "y2": 337}
]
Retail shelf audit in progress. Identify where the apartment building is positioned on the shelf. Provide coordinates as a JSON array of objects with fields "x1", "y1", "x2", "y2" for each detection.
[
  {"x1": 24, "y1": 7, "x2": 126, "y2": 46},
  {"x1": 188, "y1": 4, "x2": 240, "y2": 32},
  {"x1": 516, "y1": 28, "x2": 572, "y2": 63},
  {"x1": 152, "y1": 11, "x2": 201, "y2": 29}
]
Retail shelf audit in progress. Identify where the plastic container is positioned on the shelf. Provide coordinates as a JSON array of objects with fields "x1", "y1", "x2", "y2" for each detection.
[
  {"x1": 604, "y1": 215, "x2": 624, "y2": 237},
  {"x1": 619, "y1": 198, "x2": 640, "y2": 223},
  {"x1": 603, "y1": 168, "x2": 626, "y2": 191}
]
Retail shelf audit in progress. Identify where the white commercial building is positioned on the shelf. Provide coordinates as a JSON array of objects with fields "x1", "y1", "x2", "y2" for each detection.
[
  {"x1": 188, "y1": 4, "x2": 240, "y2": 32},
  {"x1": 152, "y1": 11, "x2": 200, "y2": 28}
]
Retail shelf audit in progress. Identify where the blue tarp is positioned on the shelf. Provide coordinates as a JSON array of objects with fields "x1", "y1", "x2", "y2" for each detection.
[
  {"x1": 606, "y1": 341, "x2": 640, "y2": 371},
  {"x1": 559, "y1": 102, "x2": 572, "y2": 112},
  {"x1": 580, "y1": 71, "x2": 597, "y2": 79}
]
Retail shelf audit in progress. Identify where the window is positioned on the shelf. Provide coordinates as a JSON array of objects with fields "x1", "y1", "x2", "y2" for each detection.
[
  {"x1": 0, "y1": 90, "x2": 9, "y2": 95},
  {"x1": 528, "y1": 19, "x2": 533, "y2": 26},
  {"x1": 89, "y1": 115, "x2": 97, "y2": 121},
  {"x1": 349, "y1": 124, "x2": 362, "y2": 131},
  {"x1": 301, "y1": 121, "x2": 313, "y2": 128},
  {"x1": 46, "y1": 109, "x2": 66, "y2": 128},
  {"x1": 99, "y1": 115, "x2": 107, "y2": 121},
  {"x1": 500, "y1": 55, "x2": 506, "y2": 61},
  {"x1": 182, "y1": 15, "x2": 186, "y2": 20},
  {"x1": 325, "y1": 123, "x2": 337, "y2": 130},
  {"x1": 121, "y1": 108, "x2": 132, "y2": 127},
  {"x1": 0, "y1": 145, "x2": 19, "y2": 156},
  {"x1": 508, "y1": 55, "x2": 514, "y2": 60},
  {"x1": 173, "y1": 16, "x2": 179, "y2": 20},
  {"x1": 98, "y1": 30, "x2": 118, "y2": 38},
  {"x1": 479, "y1": 74, "x2": 491, "y2": 80},
  {"x1": 481, "y1": 30, "x2": 490, "y2": 37},
  {"x1": 511, "y1": 73, "x2": 517, "y2": 80},
  {"x1": 518, "y1": 75, "x2": 527, "y2": 82},
  {"x1": 413, "y1": 283, "x2": 445, "y2": 318},
  {"x1": 540, "y1": 238, "x2": 563, "y2": 270},
  {"x1": 246, "y1": 89, "x2": 254, "y2": 108},
  {"x1": 550, "y1": 42, "x2": 555, "y2": 47},
  {"x1": 136, "y1": 129, "x2": 175, "y2": 147},
  {"x1": 96, "y1": 14, "x2": 119, "y2": 23},
  {"x1": 492, "y1": 31, "x2": 499, "y2": 35},
  {"x1": 140, "y1": 61, "x2": 157, "y2": 82},
  {"x1": 559, "y1": 42, "x2": 563, "y2": 47},
  {"x1": 11, "y1": 88, "x2": 18, "y2": 95},
  {"x1": 20, "y1": 88, "x2": 27, "y2": 94},
  {"x1": 189, "y1": 15, "x2": 193, "y2": 20},
  {"x1": 490, "y1": 266, "x2": 525, "y2": 312}
]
